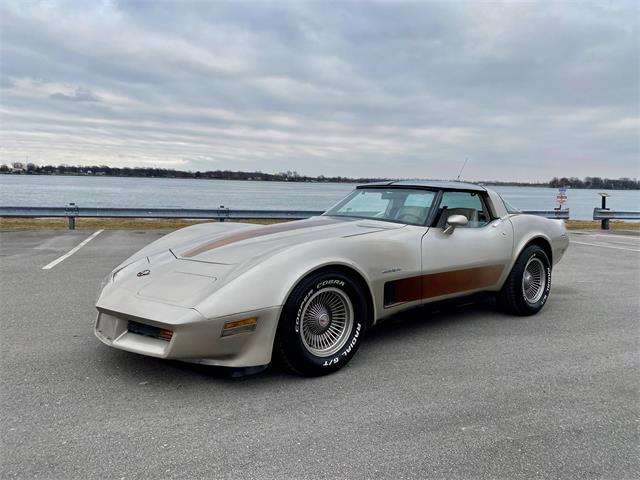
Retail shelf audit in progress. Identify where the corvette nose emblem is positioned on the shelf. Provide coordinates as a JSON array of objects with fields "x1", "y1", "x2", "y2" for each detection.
[{"x1": 137, "y1": 269, "x2": 151, "y2": 277}]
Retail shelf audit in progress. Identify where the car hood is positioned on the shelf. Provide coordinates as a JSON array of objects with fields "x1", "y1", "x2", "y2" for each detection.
[
  {"x1": 98, "y1": 216, "x2": 403, "y2": 310},
  {"x1": 171, "y1": 216, "x2": 402, "y2": 264}
]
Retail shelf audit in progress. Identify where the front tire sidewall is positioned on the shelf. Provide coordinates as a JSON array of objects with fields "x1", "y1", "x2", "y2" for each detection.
[{"x1": 277, "y1": 272, "x2": 367, "y2": 376}]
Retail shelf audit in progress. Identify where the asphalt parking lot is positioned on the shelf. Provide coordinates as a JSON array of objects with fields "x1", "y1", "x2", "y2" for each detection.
[{"x1": 1, "y1": 228, "x2": 638, "y2": 479}]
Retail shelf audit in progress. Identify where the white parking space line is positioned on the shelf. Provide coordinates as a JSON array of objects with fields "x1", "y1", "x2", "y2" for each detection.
[
  {"x1": 571, "y1": 234, "x2": 640, "y2": 246},
  {"x1": 571, "y1": 240, "x2": 640, "y2": 253},
  {"x1": 42, "y1": 230, "x2": 105, "y2": 270},
  {"x1": 595, "y1": 237, "x2": 640, "y2": 247}
]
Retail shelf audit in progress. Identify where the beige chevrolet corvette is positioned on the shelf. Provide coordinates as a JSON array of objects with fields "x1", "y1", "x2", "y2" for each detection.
[{"x1": 95, "y1": 181, "x2": 569, "y2": 376}]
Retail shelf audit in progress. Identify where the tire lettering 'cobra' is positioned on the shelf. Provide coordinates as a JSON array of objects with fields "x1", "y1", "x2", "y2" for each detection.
[{"x1": 317, "y1": 280, "x2": 345, "y2": 288}]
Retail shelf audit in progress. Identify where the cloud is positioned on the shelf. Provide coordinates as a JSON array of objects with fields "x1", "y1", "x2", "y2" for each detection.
[
  {"x1": 50, "y1": 87, "x2": 100, "y2": 102},
  {"x1": 0, "y1": 0, "x2": 638, "y2": 181}
]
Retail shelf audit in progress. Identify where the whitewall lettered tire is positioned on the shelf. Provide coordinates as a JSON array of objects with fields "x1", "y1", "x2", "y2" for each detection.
[{"x1": 275, "y1": 270, "x2": 368, "y2": 376}]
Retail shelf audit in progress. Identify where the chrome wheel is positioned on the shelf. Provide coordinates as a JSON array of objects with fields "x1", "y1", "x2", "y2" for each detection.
[
  {"x1": 522, "y1": 257, "x2": 546, "y2": 304},
  {"x1": 299, "y1": 287, "x2": 354, "y2": 357}
]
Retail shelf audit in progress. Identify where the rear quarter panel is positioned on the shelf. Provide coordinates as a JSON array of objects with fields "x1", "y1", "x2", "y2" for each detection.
[{"x1": 508, "y1": 214, "x2": 569, "y2": 271}]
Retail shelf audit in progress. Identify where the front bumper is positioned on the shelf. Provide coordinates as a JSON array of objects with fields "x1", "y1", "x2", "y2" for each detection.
[{"x1": 94, "y1": 305, "x2": 282, "y2": 368}]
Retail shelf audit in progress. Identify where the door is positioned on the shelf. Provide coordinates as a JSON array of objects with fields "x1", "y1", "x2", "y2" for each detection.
[{"x1": 419, "y1": 190, "x2": 513, "y2": 302}]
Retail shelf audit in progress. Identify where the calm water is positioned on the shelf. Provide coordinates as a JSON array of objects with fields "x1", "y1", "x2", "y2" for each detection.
[{"x1": 1, "y1": 175, "x2": 639, "y2": 220}]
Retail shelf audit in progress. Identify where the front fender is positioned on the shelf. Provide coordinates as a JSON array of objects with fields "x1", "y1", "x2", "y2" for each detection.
[
  {"x1": 193, "y1": 241, "x2": 376, "y2": 319},
  {"x1": 193, "y1": 227, "x2": 422, "y2": 324}
]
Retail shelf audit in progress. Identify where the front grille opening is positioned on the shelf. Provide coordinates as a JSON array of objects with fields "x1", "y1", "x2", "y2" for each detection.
[{"x1": 127, "y1": 320, "x2": 173, "y2": 341}]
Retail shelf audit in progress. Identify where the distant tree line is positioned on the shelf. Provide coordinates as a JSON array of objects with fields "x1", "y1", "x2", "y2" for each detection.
[
  {"x1": 0, "y1": 162, "x2": 387, "y2": 183},
  {"x1": 548, "y1": 176, "x2": 639, "y2": 190},
  {"x1": 1, "y1": 162, "x2": 638, "y2": 189}
]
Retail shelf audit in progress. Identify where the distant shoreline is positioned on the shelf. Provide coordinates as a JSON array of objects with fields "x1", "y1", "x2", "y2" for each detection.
[
  {"x1": 1, "y1": 170, "x2": 638, "y2": 190},
  {"x1": 0, "y1": 171, "x2": 545, "y2": 187}
]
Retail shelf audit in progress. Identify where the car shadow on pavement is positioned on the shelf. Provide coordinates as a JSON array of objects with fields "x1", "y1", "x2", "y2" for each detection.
[{"x1": 365, "y1": 293, "x2": 499, "y2": 345}]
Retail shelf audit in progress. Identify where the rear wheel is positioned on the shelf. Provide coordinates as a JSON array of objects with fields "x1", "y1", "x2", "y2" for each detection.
[
  {"x1": 497, "y1": 245, "x2": 551, "y2": 316},
  {"x1": 275, "y1": 270, "x2": 368, "y2": 376}
]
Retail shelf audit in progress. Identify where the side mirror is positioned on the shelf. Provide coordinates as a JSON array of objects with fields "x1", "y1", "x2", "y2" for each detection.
[{"x1": 443, "y1": 214, "x2": 468, "y2": 234}]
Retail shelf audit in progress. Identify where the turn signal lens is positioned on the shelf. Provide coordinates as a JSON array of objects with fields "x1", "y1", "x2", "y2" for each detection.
[
  {"x1": 221, "y1": 317, "x2": 257, "y2": 337},
  {"x1": 223, "y1": 318, "x2": 257, "y2": 329},
  {"x1": 159, "y1": 329, "x2": 174, "y2": 341}
]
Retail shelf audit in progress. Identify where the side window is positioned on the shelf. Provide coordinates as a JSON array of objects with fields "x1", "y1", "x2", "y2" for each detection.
[
  {"x1": 435, "y1": 191, "x2": 491, "y2": 228},
  {"x1": 501, "y1": 196, "x2": 521, "y2": 214},
  {"x1": 393, "y1": 192, "x2": 435, "y2": 225},
  {"x1": 404, "y1": 193, "x2": 434, "y2": 208}
]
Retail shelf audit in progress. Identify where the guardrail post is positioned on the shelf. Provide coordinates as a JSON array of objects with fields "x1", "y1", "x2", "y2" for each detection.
[
  {"x1": 218, "y1": 205, "x2": 230, "y2": 222},
  {"x1": 598, "y1": 193, "x2": 610, "y2": 230},
  {"x1": 64, "y1": 203, "x2": 79, "y2": 230}
]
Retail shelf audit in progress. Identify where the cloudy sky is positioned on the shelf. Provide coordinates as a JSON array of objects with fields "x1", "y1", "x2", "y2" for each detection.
[{"x1": 1, "y1": 0, "x2": 638, "y2": 181}]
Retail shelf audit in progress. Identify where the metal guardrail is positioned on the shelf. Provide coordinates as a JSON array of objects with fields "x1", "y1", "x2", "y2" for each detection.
[
  {"x1": 0, "y1": 205, "x2": 324, "y2": 220},
  {"x1": 593, "y1": 208, "x2": 640, "y2": 230},
  {"x1": 0, "y1": 205, "x2": 325, "y2": 229},
  {"x1": 1, "y1": 204, "x2": 570, "y2": 229},
  {"x1": 521, "y1": 209, "x2": 570, "y2": 220},
  {"x1": 593, "y1": 208, "x2": 640, "y2": 220}
]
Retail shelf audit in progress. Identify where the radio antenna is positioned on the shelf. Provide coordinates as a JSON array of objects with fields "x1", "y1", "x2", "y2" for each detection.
[{"x1": 456, "y1": 158, "x2": 468, "y2": 181}]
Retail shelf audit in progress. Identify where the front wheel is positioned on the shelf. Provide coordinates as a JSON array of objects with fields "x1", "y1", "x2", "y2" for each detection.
[
  {"x1": 275, "y1": 270, "x2": 368, "y2": 376},
  {"x1": 497, "y1": 245, "x2": 551, "y2": 316}
]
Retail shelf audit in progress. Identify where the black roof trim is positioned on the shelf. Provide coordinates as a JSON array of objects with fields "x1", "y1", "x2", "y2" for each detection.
[{"x1": 356, "y1": 180, "x2": 486, "y2": 192}]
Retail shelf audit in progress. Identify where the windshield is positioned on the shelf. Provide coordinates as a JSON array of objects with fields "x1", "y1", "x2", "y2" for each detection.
[{"x1": 324, "y1": 188, "x2": 436, "y2": 225}]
